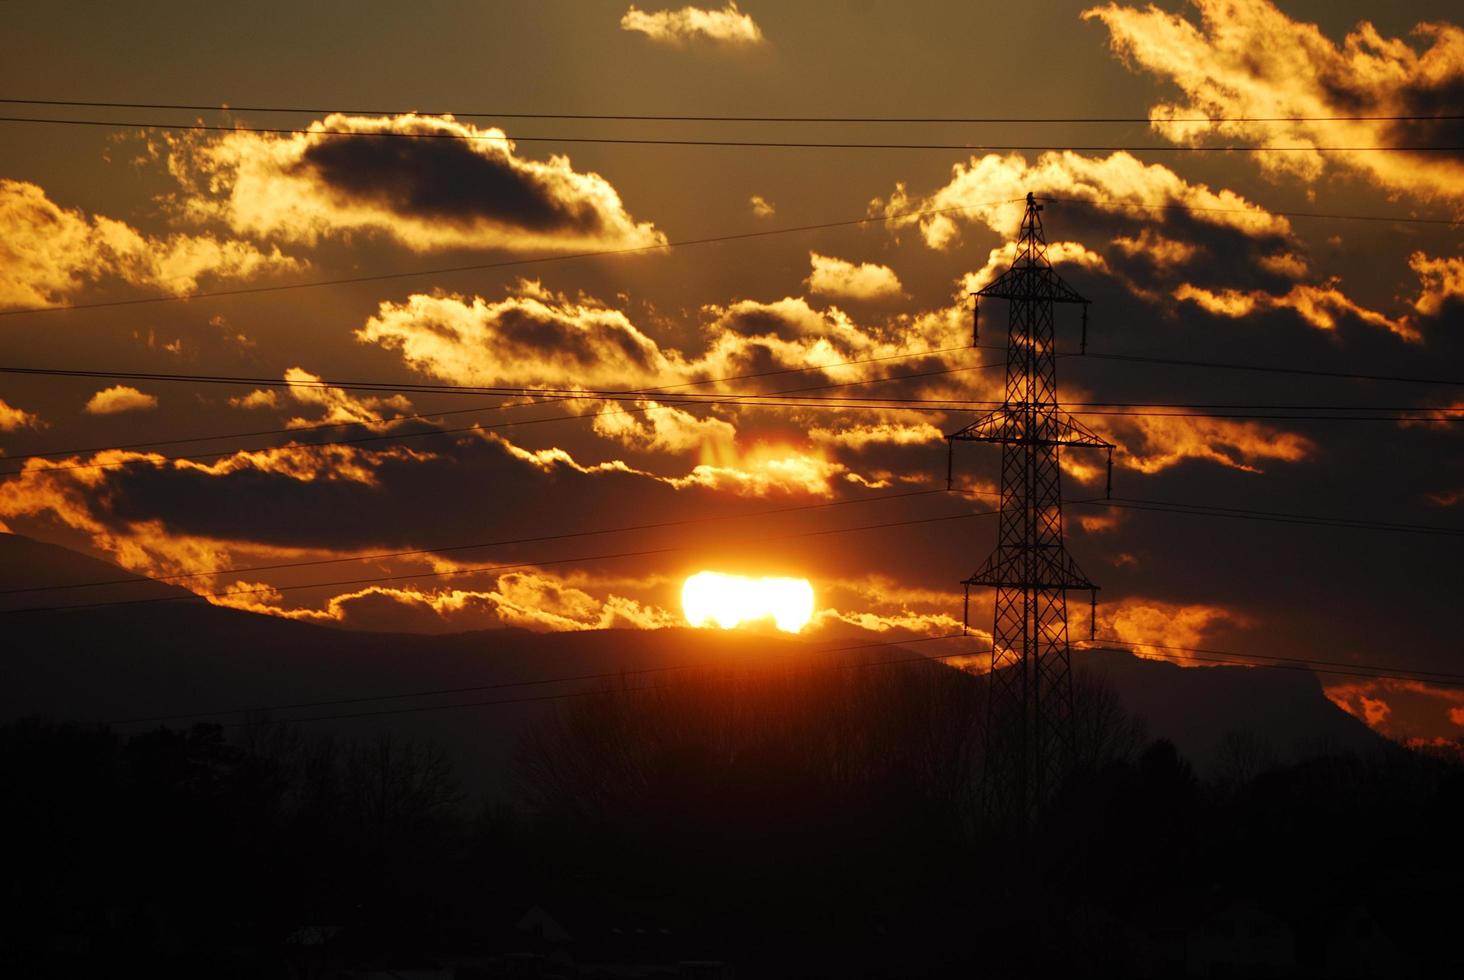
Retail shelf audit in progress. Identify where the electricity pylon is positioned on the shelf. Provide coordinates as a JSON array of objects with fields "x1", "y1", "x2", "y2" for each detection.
[{"x1": 947, "y1": 192, "x2": 1113, "y2": 829}]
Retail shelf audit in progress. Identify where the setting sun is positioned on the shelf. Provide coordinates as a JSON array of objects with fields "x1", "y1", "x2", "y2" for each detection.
[{"x1": 681, "y1": 572, "x2": 815, "y2": 633}]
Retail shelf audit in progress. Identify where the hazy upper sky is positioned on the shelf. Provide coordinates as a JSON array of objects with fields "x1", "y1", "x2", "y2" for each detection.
[{"x1": 1, "y1": 1, "x2": 1462, "y2": 743}]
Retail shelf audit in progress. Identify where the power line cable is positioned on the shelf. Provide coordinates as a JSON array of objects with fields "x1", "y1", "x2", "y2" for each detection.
[
  {"x1": 1079, "y1": 497, "x2": 1464, "y2": 537},
  {"x1": 7, "y1": 397, "x2": 1458, "y2": 479},
  {"x1": 105, "y1": 633, "x2": 977, "y2": 727},
  {"x1": 0, "y1": 345, "x2": 983, "y2": 463},
  {"x1": 0, "y1": 486, "x2": 967, "y2": 597},
  {"x1": 6, "y1": 98, "x2": 1459, "y2": 125},
  {"x1": 8, "y1": 488, "x2": 1463, "y2": 605},
  {"x1": 0, "y1": 198, "x2": 1021, "y2": 317},
  {"x1": 1072, "y1": 349, "x2": 1464, "y2": 388},
  {"x1": 0, "y1": 189, "x2": 1452, "y2": 319},
  {"x1": 1043, "y1": 195, "x2": 1462, "y2": 226},
  {"x1": 0, "y1": 504, "x2": 1013, "y2": 615},
  {"x1": 2, "y1": 115, "x2": 1458, "y2": 154},
  {"x1": 1084, "y1": 636, "x2": 1464, "y2": 688},
  {"x1": 1087, "y1": 636, "x2": 1464, "y2": 682},
  {"x1": 107, "y1": 632, "x2": 1464, "y2": 731}
]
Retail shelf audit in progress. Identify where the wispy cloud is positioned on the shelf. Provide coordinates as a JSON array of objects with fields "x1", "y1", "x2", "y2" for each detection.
[{"x1": 620, "y1": 3, "x2": 765, "y2": 46}]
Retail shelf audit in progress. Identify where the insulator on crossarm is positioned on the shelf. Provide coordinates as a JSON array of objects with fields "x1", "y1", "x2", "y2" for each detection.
[
  {"x1": 972, "y1": 296, "x2": 980, "y2": 347},
  {"x1": 946, "y1": 437, "x2": 955, "y2": 491},
  {"x1": 963, "y1": 583, "x2": 971, "y2": 637},
  {"x1": 1105, "y1": 447, "x2": 1113, "y2": 499}
]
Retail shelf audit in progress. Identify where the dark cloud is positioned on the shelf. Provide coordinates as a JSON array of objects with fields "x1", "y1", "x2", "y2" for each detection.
[{"x1": 295, "y1": 128, "x2": 608, "y2": 235}]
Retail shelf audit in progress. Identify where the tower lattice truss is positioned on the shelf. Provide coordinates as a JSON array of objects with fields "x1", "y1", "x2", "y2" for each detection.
[{"x1": 947, "y1": 192, "x2": 1114, "y2": 825}]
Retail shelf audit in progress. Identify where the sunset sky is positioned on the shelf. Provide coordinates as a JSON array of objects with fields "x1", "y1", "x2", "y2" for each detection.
[{"x1": 1, "y1": 1, "x2": 1461, "y2": 744}]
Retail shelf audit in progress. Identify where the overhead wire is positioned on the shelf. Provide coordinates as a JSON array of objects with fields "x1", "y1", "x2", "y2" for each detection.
[
  {"x1": 5, "y1": 98, "x2": 1460, "y2": 125},
  {"x1": 101, "y1": 631, "x2": 1464, "y2": 731},
  {"x1": 1077, "y1": 497, "x2": 1464, "y2": 537},
  {"x1": 8, "y1": 487, "x2": 1462, "y2": 616},
  {"x1": 0, "y1": 486, "x2": 967, "y2": 597},
  {"x1": 0, "y1": 197, "x2": 1022, "y2": 317},
  {"x1": 105, "y1": 632, "x2": 978, "y2": 728},
  {"x1": 0, "y1": 344, "x2": 984, "y2": 464},
  {"x1": 1082, "y1": 636, "x2": 1464, "y2": 688},
  {"x1": 2, "y1": 115, "x2": 1459, "y2": 155},
  {"x1": 0, "y1": 502, "x2": 1015, "y2": 615}
]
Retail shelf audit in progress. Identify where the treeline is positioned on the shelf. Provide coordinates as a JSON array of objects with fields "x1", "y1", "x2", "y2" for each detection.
[{"x1": 2, "y1": 657, "x2": 1461, "y2": 977}]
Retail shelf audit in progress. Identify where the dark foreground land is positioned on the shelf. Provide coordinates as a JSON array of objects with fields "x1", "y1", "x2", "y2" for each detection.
[{"x1": 3, "y1": 650, "x2": 1461, "y2": 979}]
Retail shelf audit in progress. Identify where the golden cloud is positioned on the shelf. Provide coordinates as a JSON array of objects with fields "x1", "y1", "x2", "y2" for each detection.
[
  {"x1": 1101, "y1": 597, "x2": 1246, "y2": 658},
  {"x1": 0, "y1": 398, "x2": 42, "y2": 432},
  {"x1": 1100, "y1": 411, "x2": 1313, "y2": 474},
  {"x1": 84, "y1": 385, "x2": 158, "y2": 415},
  {"x1": 234, "y1": 571, "x2": 682, "y2": 633},
  {"x1": 1408, "y1": 252, "x2": 1464, "y2": 316},
  {"x1": 806, "y1": 252, "x2": 905, "y2": 301},
  {"x1": 227, "y1": 389, "x2": 280, "y2": 410},
  {"x1": 1325, "y1": 677, "x2": 1464, "y2": 739},
  {"x1": 0, "y1": 178, "x2": 301, "y2": 309},
  {"x1": 808, "y1": 421, "x2": 944, "y2": 451},
  {"x1": 277, "y1": 367, "x2": 413, "y2": 430},
  {"x1": 0, "y1": 442, "x2": 432, "y2": 590},
  {"x1": 875, "y1": 149, "x2": 1290, "y2": 251},
  {"x1": 620, "y1": 3, "x2": 765, "y2": 45},
  {"x1": 749, "y1": 194, "x2": 776, "y2": 218},
  {"x1": 358, "y1": 284, "x2": 677, "y2": 389},
  {"x1": 164, "y1": 114, "x2": 665, "y2": 253},
  {"x1": 1173, "y1": 282, "x2": 1415, "y2": 340},
  {"x1": 591, "y1": 400, "x2": 738, "y2": 455},
  {"x1": 1084, "y1": 0, "x2": 1464, "y2": 205}
]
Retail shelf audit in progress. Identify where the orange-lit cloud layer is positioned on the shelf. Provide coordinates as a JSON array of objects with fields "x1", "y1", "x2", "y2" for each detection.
[
  {"x1": 275, "y1": 368, "x2": 414, "y2": 430},
  {"x1": 1101, "y1": 597, "x2": 1246, "y2": 659},
  {"x1": 1409, "y1": 252, "x2": 1464, "y2": 316},
  {"x1": 1173, "y1": 281, "x2": 1414, "y2": 339},
  {"x1": 620, "y1": 3, "x2": 765, "y2": 46},
  {"x1": 0, "y1": 178, "x2": 300, "y2": 309},
  {"x1": 225, "y1": 570, "x2": 682, "y2": 634},
  {"x1": 0, "y1": 399, "x2": 42, "y2": 432},
  {"x1": 1099, "y1": 412, "x2": 1313, "y2": 475},
  {"x1": 0, "y1": 443, "x2": 434, "y2": 584},
  {"x1": 1085, "y1": 0, "x2": 1464, "y2": 205},
  {"x1": 877, "y1": 150, "x2": 1290, "y2": 251},
  {"x1": 164, "y1": 114, "x2": 665, "y2": 253},
  {"x1": 749, "y1": 194, "x2": 776, "y2": 218},
  {"x1": 877, "y1": 149, "x2": 1415, "y2": 338},
  {"x1": 358, "y1": 283, "x2": 678, "y2": 388},
  {"x1": 356, "y1": 281, "x2": 979, "y2": 403},
  {"x1": 83, "y1": 385, "x2": 158, "y2": 415},
  {"x1": 1326, "y1": 677, "x2": 1464, "y2": 741},
  {"x1": 806, "y1": 252, "x2": 905, "y2": 300}
]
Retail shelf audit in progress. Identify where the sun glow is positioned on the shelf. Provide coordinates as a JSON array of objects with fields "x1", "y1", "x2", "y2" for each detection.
[{"x1": 681, "y1": 572, "x2": 815, "y2": 633}]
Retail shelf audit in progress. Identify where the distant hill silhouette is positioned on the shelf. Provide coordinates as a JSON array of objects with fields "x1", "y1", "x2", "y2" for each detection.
[{"x1": 0, "y1": 532, "x2": 1389, "y2": 792}]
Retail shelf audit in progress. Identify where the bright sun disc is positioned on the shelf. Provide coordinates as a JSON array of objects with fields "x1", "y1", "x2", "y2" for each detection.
[{"x1": 681, "y1": 572, "x2": 815, "y2": 633}]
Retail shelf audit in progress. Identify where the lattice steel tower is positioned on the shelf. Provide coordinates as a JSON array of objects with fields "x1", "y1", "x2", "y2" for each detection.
[{"x1": 947, "y1": 193, "x2": 1113, "y2": 828}]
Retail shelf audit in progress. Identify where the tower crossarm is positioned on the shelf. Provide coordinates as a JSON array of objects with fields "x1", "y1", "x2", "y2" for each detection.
[
  {"x1": 964, "y1": 549, "x2": 1098, "y2": 592},
  {"x1": 945, "y1": 407, "x2": 1113, "y2": 451},
  {"x1": 974, "y1": 265, "x2": 1090, "y2": 306}
]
